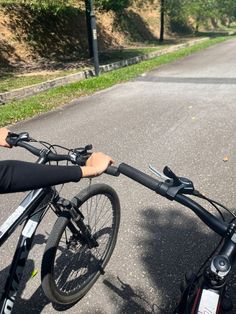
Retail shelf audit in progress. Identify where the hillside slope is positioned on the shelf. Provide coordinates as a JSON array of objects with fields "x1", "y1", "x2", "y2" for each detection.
[{"x1": 0, "y1": 2, "x2": 161, "y2": 72}]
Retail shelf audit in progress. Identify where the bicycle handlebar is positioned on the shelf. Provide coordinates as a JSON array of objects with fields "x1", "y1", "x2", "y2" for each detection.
[
  {"x1": 17, "y1": 141, "x2": 71, "y2": 162},
  {"x1": 105, "y1": 165, "x2": 120, "y2": 177},
  {"x1": 5, "y1": 133, "x2": 230, "y2": 235},
  {"x1": 6, "y1": 132, "x2": 121, "y2": 177},
  {"x1": 175, "y1": 194, "x2": 228, "y2": 236},
  {"x1": 17, "y1": 141, "x2": 122, "y2": 177},
  {"x1": 119, "y1": 163, "x2": 161, "y2": 191},
  {"x1": 117, "y1": 163, "x2": 228, "y2": 237}
]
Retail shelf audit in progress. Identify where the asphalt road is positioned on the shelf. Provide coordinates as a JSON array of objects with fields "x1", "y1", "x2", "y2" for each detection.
[{"x1": 1, "y1": 37, "x2": 236, "y2": 314}]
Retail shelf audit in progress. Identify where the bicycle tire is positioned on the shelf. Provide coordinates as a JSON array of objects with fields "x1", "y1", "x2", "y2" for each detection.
[{"x1": 41, "y1": 183, "x2": 120, "y2": 304}]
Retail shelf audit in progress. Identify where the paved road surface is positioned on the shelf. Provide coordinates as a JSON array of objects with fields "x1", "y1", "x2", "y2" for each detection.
[{"x1": 1, "y1": 38, "x2": 236, "y2": 313}]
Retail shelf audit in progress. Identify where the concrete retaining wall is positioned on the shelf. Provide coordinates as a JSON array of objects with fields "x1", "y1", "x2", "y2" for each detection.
[{"x1": 0, "y1": 37, "x2": 209, "y2": 105}]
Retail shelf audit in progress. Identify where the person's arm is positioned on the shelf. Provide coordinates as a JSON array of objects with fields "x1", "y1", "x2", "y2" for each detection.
[
  {"x1": 0, "y1": 128, "x2": 114, "y2": 192},
  {"x1": 0, "y1": 152, "x2": 114, "y2": 193},
  {"x1": 0, "y1": 160, "x2": 83, "y2": 193}
]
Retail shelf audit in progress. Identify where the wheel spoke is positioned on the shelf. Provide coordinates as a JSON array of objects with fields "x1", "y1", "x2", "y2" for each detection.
[
  {"x1": 54, "y1": 199, "x2": 113, "y2": 293},
  {"x1": 42, "y1": 185, "x2": 119, "y2": 303}
]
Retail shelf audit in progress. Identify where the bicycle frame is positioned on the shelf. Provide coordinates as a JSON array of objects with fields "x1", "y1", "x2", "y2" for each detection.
[
  {"x1": 0, "y1": 134, "x2": 103, "y2": 313},
  {"x1": 176, "y1": 264, "x2": 225, "y2": 314},
  {"x1": 0, "y1": 186, "x2": 98, "y2": 314},
  {"x1": 0, "y1": 187, "x2": 57, "y2": 314},
  {"x1": 191, "y1": 287, "x2": 221, "y2": 314}
]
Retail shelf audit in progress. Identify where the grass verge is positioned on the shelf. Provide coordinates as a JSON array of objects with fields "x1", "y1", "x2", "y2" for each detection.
[
  {"x1": 0, "y1": 47, "x2": 169, "y2": 93},
  {"x1": 0, "y1": 35, "x2": 234, "y2": 127},
  {"x1": 0, "y1": 69, "x2": 82, "y2": 93}
]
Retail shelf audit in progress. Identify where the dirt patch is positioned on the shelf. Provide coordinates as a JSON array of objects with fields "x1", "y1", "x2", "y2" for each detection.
[
  {"x1": 16, "y1": 70, "x2": 65, "y2": 76},
  {"x1": 0, "y1": 2, "x2": 161, "y2": 75}
]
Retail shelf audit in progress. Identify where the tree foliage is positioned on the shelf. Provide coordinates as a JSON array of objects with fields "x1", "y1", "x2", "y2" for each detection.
[
  {"x1": 2, "y1": 0, "x2": 75, "y2": 15},
  {"x1": 158, "y1": 0, "x2": 236, "y2": 37},
  {"x1": 94, "y1": 0, "x2": 132, "y2": 12},
  {"x1": 216, "y1": 0, "x2": 236, "y2": 26}
]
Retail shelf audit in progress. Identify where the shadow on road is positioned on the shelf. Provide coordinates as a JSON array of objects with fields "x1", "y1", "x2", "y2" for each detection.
[
  {"x1": 137, "y1": 76, "x2": 236, "y2": 85},
  {"x1": 1, "y1": 206, "x2": 234, "y2": 313},
  {"x1": 103, "y1": 276, "x2": 162, "y2": 313},
  {"x1": 1, "y1": 233, "x2": 93, "y2": 314},
  {"x1": 104, "y1": 206, "x2": 222, "y2": 313}
]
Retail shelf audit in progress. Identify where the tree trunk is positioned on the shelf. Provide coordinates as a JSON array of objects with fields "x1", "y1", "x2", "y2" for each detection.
[
  {"x1": 195, "y1": 17, "x2": 200, "y2": 33},
  {"x1": 210, "y1": 17, "x2": 218, "y2": 28},
  {"x1": 160, "y1": 0, "x2": 165, "y2": 42}
]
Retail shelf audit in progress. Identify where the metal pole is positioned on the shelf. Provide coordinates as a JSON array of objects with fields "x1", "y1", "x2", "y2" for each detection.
[
  {"x1": 90, "y1": 0, "x2": 100, "y2": 76},
  {"x1": 160, "y1": 0, "x2": 165, "y2": 42},
  {"x1": 85, "y1": 0, "x2": 93, "y2": 58}
]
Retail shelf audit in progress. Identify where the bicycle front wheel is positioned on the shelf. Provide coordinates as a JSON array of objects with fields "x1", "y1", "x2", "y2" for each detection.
[{"x1": 41, "y1": 183, "x2": 120, "y2": 304}]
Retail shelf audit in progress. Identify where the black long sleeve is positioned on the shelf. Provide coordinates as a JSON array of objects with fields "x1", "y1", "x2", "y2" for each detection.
[{"x1": 0, "y1": 160, "x2": 82, "y2": 193}]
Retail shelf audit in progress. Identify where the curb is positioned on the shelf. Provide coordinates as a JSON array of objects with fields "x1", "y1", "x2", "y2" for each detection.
[{"x1": 0, "y1": 37, "x2": 210, "y2": 105}]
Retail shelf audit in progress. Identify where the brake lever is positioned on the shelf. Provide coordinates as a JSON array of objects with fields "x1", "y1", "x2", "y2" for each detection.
[
  {"x1": 163, "y1": 166, "x2": 181, "y2": 185},
  {"x1": 149, "y1": 164, "x2": 171, "y2": 182},
  {"x1": 69, "y1": 144, "x2": 93, "y2": 166},
  {"x1": 149, "y1": 164, "x2": 195, "y2": 199},
  {"x1": 73, "y1": 144, "x2": 93, "y2": 155}
]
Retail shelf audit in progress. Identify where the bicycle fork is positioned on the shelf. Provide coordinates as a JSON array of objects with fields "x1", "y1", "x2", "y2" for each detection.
[{"x1": 54, "y1": 197, "x2": 99, "y2": 249}]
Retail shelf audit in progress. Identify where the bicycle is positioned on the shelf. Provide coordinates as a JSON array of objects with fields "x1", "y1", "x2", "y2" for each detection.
[
  {"x1": 0, "y1": 132, "x2": 120, "y2": 314},
  {"x1": 111, "y1": 162, "x2": 236, "y2": 313}
]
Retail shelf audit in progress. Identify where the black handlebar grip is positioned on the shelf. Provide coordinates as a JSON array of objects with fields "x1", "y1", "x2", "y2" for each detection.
[
  {"x1": 105, "y1": 166, "x2": 120, "y2": 177},
  {"x1": 5, "y1": 136, "x2": 13, "y2": 147},
  {"x1": 118, "y1": 163, "x2": 160, "y2": 191},
  {"x1": 6, "y1": 132, "x2": 19, "y2": 147}
]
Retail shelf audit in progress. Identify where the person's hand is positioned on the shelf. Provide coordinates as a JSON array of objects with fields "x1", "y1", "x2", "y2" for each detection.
[
  {"x1": 0, "y1": 128, "x2": 11, "y2": 148},
  {"x1": 81, "y1": 152, "x2": 114, "y2": 178}
]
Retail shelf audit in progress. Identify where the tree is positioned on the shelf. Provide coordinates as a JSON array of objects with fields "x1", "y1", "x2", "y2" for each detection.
[
  {"x1": 184, "y1": 0, "x2": 220, "y2": 32},
  {"x1": 166, "y1": 0, "x2": 223, "y2": 33},
  {"x1": 216, "y1": 0, "x2": 236, "y2": 27},
  {"x1": 159, "y1": 0, "x2": 190, "y2": 41},
  {"x1": 94, "y1": 0, "x2": 132, "y2": 12}
]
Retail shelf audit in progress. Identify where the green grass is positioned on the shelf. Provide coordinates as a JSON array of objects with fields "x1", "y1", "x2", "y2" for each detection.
[
  {"x1": 0, "y1": 69, "x2": 85, "y2": 93},
  {"x1": 0, "y1": 35, "x2": 234, "y2": 127},
  {"x1": 0, "y1": 47, "x2": 169, "y2": 93}
]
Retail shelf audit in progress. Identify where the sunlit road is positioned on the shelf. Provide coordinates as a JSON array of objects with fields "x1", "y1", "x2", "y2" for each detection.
[{"x1": 1, "y1": 37, "x2": 236, "y2": 313}]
